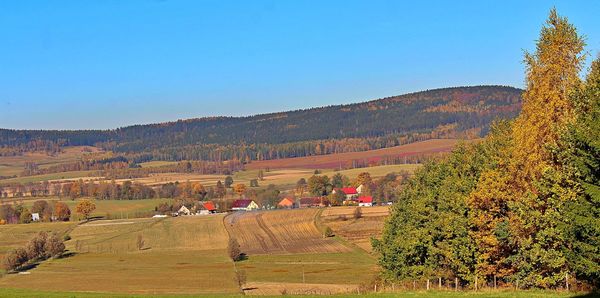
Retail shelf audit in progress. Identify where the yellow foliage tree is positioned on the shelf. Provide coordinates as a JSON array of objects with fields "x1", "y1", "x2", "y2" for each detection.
[
  {"x1": 233, "y1": 184, "x2": 247, "y2": 197},
  {"x1": 76, "y1": 199, "x2": 96, "y2": 220}
]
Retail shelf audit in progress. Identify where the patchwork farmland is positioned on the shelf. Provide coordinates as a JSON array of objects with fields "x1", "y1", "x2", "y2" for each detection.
[{"x1": 245, "y1": 139, "x2": 466, "y2": 170}]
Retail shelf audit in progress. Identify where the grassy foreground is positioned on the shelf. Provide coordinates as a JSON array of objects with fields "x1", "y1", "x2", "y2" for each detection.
[{"x1": 0, "y1": 288, "x2": 591, "y2": 298}]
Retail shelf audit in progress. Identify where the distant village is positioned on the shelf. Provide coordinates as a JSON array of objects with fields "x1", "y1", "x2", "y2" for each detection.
[{"x1": 168, "y1": 184, "x2": 378, "y2": 217}]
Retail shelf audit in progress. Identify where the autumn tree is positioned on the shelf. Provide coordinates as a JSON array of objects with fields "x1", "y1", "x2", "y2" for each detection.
[
  {"x1": 355, "y1": 172, "x2": 372, "y2": 187},
  {"x1": 233, "y1": 184, "x2": 247, "y2": 197},
  {"x1": 307, "y1": 175, "x2": 331, "y2": 196},
  {"x1": 215, "y1": 180, "x2": 226, "y2": 198},
  {"x1": 295, "y1": 178, "x2": 307, "y2": 196},
  {"x1": 53, "y1": 202, "x2": 71, "y2": 221},
  {"x1": 76, "y1": 199, "x2": 96, "y2": 220}
]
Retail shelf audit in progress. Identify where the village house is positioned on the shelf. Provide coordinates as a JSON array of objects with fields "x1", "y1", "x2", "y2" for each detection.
[
  {"x1": 299, "y1": 197, "x2": 328, "y2": 208},
  {"x1": 231, "y1": 199, "x2": 259, "y2": 211},
  {"x1": 202, "y1": 201, "x2": 217, "y2": 213},
  {"x1": 357, "y1": 196, "x2": 373, "y2": 207},
  {"x1": 277, "y1": 197, "x2": 295, "y2": 209},
  {"x1": 177, "y1": 205, "x2": 191, "y2": 216},
  {"x1": 332, "y1": 187, "x2": 359, "y2": 200}
]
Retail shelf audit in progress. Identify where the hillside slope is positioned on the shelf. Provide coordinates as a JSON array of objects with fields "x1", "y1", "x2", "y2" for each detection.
[{"x1": 0, "y1": 86, "x2": 521, "y2": 161}]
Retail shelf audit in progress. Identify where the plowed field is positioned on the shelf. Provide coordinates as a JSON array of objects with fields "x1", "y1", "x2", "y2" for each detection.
[{"x1": 225, "y1": 209, "x2": 351, "y2": 255}]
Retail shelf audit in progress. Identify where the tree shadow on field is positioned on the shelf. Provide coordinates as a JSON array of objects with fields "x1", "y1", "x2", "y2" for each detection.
[
  {"x1": 57, "y1": 251, "x2": 77, "y2": 259},
  {"x1": 573, "y1": 292, "x2": 600, "y2": 298}
]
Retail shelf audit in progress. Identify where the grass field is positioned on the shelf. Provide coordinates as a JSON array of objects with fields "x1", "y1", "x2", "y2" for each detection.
[
  {"x1": 0, "y1": 146, "x2": 102, "y2": 178},
  {"x1": 4, "y1": 197, "x2": 172, "y2": 220},
  {"x1": 0, "y1": 221, "x2": 77, "y2": 268},
  {"x1": 245, "y1": 139, "x2": 464, "y2": 170},
  {"x1": 0, "y1": 207, "x2": 595, "y2": 297},
  {"x1": 0, "y1": 288, "x2": 588, "y2": 297},
  {"x1": 0, "y1": 170, "x2": 99, "y2": 184},
  {"x1": 0, "y1": 216, "x2": 239, "y2": 295}
]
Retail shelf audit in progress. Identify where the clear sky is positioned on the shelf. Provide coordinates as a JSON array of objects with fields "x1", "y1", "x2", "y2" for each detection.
[{"x1": 1, "y1": 0, "x2": 599, "y2": 130}]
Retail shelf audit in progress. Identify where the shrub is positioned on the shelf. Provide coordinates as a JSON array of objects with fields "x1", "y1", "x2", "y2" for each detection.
[
  {"x1": 353, "y1": 207, "x2": 362, "y2": 219},
  {"x1": 136, "y1": 234, "x2": 145, "y2": 250},
  {"x1": 26, "y1": 232, "x2": 48, "y2": 260},
  {"x1": 323, "y1": 226, "x2": 334, "y2": 238},
  {"x1": 2, "y1": 248, "x2": 28, "y2": 272},
  {"x1": 228, "y1": 238, "x2": 242, "y2": 261},
  {"x1": 44, "y1": 234, "x2": 66, "y2": 258}
]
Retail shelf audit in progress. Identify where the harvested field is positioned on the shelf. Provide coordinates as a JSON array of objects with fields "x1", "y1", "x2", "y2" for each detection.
[
  {"x1": 320, "y1": 206, "x2": 390, "y2": 252},
  {"x1": 225, "y1": 209, "x2": 351, "y2": 255},
  {"x1": 246, "y1": 139, "x2": 467, "y2": 170},
  {"x1": 244, "y1": 281, "x2": 357, "y2": 295}
]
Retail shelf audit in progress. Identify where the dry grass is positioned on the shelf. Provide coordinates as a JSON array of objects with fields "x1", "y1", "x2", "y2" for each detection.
[
  {"x1": 225, "y1": 209, "x2": 351, "y2": 255},
  {"x1": 0, "y1": 146, "x2": 102, "y2": 178},
  {"x1": 244, "y1": 281, "x2": 358, "y2": 295},
  {"x1": 320, "y1": 206, "x2": 390, "y2": 252},
  {"x1": 0, "y1": 216, "x2": 239, "y2": 294},
  {"x1": 0, "y1": 221, "x2": 77, "y2": 265},
  {"x1": 246, "y1": 139, "x2": 465, "y2": 170}
]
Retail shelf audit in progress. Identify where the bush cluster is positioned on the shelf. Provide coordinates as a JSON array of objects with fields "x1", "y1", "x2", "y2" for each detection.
[{"x1": 3, "y1": 232, "x2": 65, "y2": 272}]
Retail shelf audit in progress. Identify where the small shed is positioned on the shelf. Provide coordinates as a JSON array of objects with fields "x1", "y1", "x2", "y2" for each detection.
[{"x1": 177, "y1": 205, "x2": 191, "y2": 216}]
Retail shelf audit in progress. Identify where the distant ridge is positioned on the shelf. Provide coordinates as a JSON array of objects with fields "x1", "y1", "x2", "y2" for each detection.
[{"x1": 0, "y1": 85, "x2": 522, "y2": 161}]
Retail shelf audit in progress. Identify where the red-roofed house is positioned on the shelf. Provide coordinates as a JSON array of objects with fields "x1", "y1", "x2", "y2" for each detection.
[
  {"x1": 357, "y1": 196, "x2": 373, "y2": 207},
  {"x1": 231, "y1": 199, "x2": 259, "y2": 211},
  {"x1": 277, "y1": 198, "x2": 295, "y2": 209},
  {"x1": 203, "y1": 201, "x2": 217, "y2": 213},
  {"x1": 332, "y1": 187, "x2": 359, "y2": 200}
]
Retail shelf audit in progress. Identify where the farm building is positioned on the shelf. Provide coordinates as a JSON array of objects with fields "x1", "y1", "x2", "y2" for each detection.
[
  {"x1": 299, "y1": 197, "x2": 328, "y2": 208},
  {"x1": 177, "y1": 205, "x2": 191, "y2": 216},
  {"x1": 357, "y1": 196, "x2": 373, "y2": 207},
  {"x1": 231, "y1": 199, "x2": 259, "y2": 211},
  {"x1": 332, "y1": 187, "x2": 359, "y2": 200},
  {"x1": 202, "y1": 201, "x2": 217, "y2": 213},
  {"x1": 277, "y1": 197, "x2": 295, "y2": 209},
  {"x1": 356, "y1": 184, "x2": 365, "y2": 194}
]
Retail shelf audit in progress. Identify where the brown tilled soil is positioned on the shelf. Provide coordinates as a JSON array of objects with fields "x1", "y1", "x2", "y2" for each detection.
[
  {"x1": 320, "y1": 206, "x2": 390, "y2": 252},
  {"x1": 225, "y1": 209, "x2": 351, "y2": 255}
]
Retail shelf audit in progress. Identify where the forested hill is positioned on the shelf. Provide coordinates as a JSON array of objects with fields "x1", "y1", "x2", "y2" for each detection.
[{"x1": 0, "y1": 86, "x2": 522, "y2": 161}]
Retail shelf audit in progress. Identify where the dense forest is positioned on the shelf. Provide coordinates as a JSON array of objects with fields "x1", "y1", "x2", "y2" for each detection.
[
  {"x1": 374, "y1": 10, "x2": 599, "y2": 289},
  {"x1": 0, "y1": 86, "x2": 521, "y2": 162}
]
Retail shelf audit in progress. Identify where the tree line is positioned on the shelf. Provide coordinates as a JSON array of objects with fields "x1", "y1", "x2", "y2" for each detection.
[{"x1": 374, "y1": 10, "x2": 599, "y2": 289}]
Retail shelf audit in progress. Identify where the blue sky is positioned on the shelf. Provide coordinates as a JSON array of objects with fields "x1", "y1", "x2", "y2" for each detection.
[{"x1": 1, "y1": 0, "x2": 599, "y2": 130}]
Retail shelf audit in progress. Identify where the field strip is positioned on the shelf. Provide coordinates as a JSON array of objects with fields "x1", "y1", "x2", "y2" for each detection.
[{"x1": 82, "y1": 221, "x2": 135, "y2": 227}]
